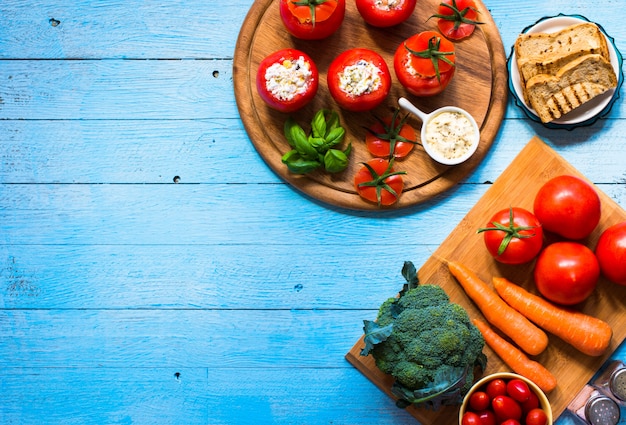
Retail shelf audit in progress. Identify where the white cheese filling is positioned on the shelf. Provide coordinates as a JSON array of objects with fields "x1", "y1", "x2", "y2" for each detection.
[
  {"x1": 425, "y1": 111, "x2": 475, "y2": 160},
  {"x1": 374, "y1": 0, "x2": 401, "y2": 10},
  {"x1": 264, "y1": 56, "x2": 313, "y2": 101},
  {"x1": 338, "y1": 60, "x2": 382, "y2": 97}
]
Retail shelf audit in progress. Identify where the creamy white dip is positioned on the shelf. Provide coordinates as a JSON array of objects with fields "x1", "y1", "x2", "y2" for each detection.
[
  {"x1": 424, "y1": 111, "x2": 476, "y2": 160},
  {"x1": 265, "y1": 56, "x2": 313, "y2": 101},
  {"x1": 338, "y1": 60, "x2": 382, "y2": 97}
]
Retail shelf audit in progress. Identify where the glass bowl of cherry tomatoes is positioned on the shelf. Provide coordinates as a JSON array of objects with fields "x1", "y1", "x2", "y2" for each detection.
[{"x1": 459, "y1": 372, "x2": 553, "y2": 425}]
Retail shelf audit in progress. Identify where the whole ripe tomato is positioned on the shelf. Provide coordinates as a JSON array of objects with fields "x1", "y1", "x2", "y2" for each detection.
[
  {"x1": 432, "y1": 0, "x2": 483, "y2": 40},
  {"x1": 469, "y1": 390, "x2": 490, "y2": 411},
  {"x1": 525, "y1": 408, "x2": 548, "y2": 425},
  {"x1": 492, "y1": 395, "x2": 522, "y2": 422},
  {"x1": 534, "y1": 241, "x2": 600, "y2": 305},
  {"x1": 355, "y1": 0, "x2": 417, "y2": 27},
  {"x1": 595, "y1": 221, "x2": 626, "y2": 285},
  {"x1": 279, "y1": 0, "x2": 345, "y2": 40},
  {"x1": 393, "y1": 31, "x2": 455, "y2": 96},
  {"x1": 506, "y1": 379, "x2": 530, "y2": 403},
  {"x1": 461, "y1": 411, "x2": 481, "y2": 425},
  {"x1": 533, "y1": 175, "x2": 601, "y2": 240},
  {"x1": 478, "y1": 207, "x2": 543, "y2": 265},
  {"x1": 365, "y1": 108, "x2": 417, "y2": 158},
  {"x1": 354, "y1": 158, "x2": 405, "y2": 206},
  {"x1": 486, "y1": 378, "x2": 507, "y2": 399},
  {"x1": 327, "y1": 48, "x2": 391, "y2": 111},
  {"x1": 256, "y1": 49, "x2": 319, "y2": 113}
]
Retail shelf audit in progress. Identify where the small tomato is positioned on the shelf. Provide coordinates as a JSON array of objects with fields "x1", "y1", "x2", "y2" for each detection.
[
  {"x1": 595, "y1": 221, "x2": 626, "y2": 285},
  {"x1": 461, "y1": 411, "x2": 481, "y2": 425},
  {"x1": 492, "y1": 395, "x2": 522, "y2": 422},
  {"x1": 486, "y1": 378, "x2": 507, "y2": 399},
  {"x1": 469, "y1": 390, "x2": 490, "y2": 411},
  {"x1": 506, "y1": 379, "x2": 531, "y2": 403},
  {"x1": 525, "y1": 408, "x2": 548, "y2": 425}
]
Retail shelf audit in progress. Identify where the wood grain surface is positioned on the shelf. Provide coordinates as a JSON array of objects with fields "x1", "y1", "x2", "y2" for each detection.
[
  {"x1": 233, "y1": 0, "x2": 508, "y2": 210},
  {"x1": 346, "y1": 136, "x2": 626, "y2": 423}
]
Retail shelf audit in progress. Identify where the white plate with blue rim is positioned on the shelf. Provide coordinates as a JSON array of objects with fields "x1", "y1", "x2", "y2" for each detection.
[{"x1": 507, "y1": 14, "x2": 623, "y2": 130}]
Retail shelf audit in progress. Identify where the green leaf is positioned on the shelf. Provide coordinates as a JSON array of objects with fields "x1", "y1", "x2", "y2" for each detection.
[
  {"x1": 284, "y1": 118, "x2": 307, "y2": 149},
  {"x1": 295, "y1": 133, "x2": 319, "y2": 160},
  {"x1": 399, "y1": 261, "x2": 419, "y2": 297},
  {"x1": 361, "y1": 320, "x2": 394, "y2": 356},
  {"x1": 325, "y1": 126, "x2": 345, "y2": 148},
  {"x1": 281, "y1": 150, "x2": 320, "y2": 174},
  {"x1": 323, "y1": 149, "x2": 349, "y2": 173},
  {"x1": 311, "y1": 109, "x2": 327, "y2": 139},
  {"x1": 324, "y1": 110, "x2": 341, "y2": 136},
  {"x1": 308, "y1": 136, "x2": 326, "y2": 150}
]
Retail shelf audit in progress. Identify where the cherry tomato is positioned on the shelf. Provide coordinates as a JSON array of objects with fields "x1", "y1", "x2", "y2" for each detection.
[
  {"x1": 279, "y1": 0, "x2": 345, "y2": 40},
  {"x1": 533, "y1": 175, "x2": 601, "y2": 240},
  {"x1": 525, "y1": 408, "x2": 549, "y2": 425},
  {"x1": 521, "y1": 390, "x2": 540, "y2": 414},
  {"x1": 492, "y1": 395, "x2": 522, "y2": 422},
  {"x1": 365, "y1": 109, "x2": 416, "y2": 158},
  {"x1": 461, "y1": 411, "x2": 481, "y2": 425},
  {"x1": 595, "y1": 221, "x2": 626, "y2": 285},
  {"x1": 486, "y1": 378, "x2": 507, "y2": 399},
  {"x1": 256, "y1": 49, "x2": 319, "y2": 113},
  {"x1": 478, "y1": 207, "x2": 543, "y2": 264},
  {"x1": 355, "y1": 0, "x2": 417, "y2": 27},
  {"x1": 393, "y1": 31, "x2": 455, "y2": 97},
  {"x1": 433, "y1": 0, "x2": 483, "y2": 40},
  {"x1": 327, "y1": 48, "x2": 391, "y2": 111},
  {"x1": 469, "y1": 391, "x2": 490, "y2": 411},
  {"x1": 500, "y1": 420, "x2": 521, "y2": 425},
  {"x1": 354, "y1": 158, "x2": 405, "y2": 206},
  {"x1": 506, "y1": 379, "x2": 531, "y2": 403},
  {"x1": 534, "y1": 241, "x2": 600, "y2": 305},
  {"x1": 476, "y1": 410, "x2": 497, "y2": 425}
]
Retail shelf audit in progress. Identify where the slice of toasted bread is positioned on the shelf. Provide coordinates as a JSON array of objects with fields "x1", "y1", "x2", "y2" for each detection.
[
  {"x1": 525, "y1": 54, "x2": 617, "y2": 123},
  {"x1": 514, "y1": 22, "x2": 610, "y2": 103}
]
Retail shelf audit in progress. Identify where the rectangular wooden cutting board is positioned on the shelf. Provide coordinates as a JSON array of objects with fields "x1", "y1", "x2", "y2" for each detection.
[{"x1": 346, "y1": 136, "x2": 626, "y2": 424}]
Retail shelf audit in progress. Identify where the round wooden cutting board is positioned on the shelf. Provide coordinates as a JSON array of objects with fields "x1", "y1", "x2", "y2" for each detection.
[{"x1": 233, "y1": 0, "x2": 508, "y2": 210}]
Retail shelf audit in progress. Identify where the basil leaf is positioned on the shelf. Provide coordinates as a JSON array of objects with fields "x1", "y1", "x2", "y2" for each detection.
[
  {"x1": 282, "y1": 151, "x2": 320, "y2": 174},
  {"x1": 325, "y1": 126, "x2": 345, "y2": 147},
  {"x1": 323, "y1": 149, "x2": 349, "y2": 173},
  {"x1": 294, "y1": 134, "x2": 319, "y2": 161},
  {"x1": 311, "y1": 109, "x2": 327, "y2": 139},
  {"x1": 308, "y1": 136, "x2": 326, "y2": 150},
  {"x1": 283, "y1": 117, "x2": 304, "y2": 148},
  {"x1": 325, "y1": 110, "x2": 340, "y2": 136}
]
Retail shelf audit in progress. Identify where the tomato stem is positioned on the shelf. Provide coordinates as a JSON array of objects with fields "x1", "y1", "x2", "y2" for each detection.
[
  {"x1": 430, "y1": 0, "x2": 483, "y2": 30},
  {"x1": 477, "y1": 207, "x2": 538, "y2": 256},
  {"x1": 290, "y1": 0, "x2": 335, "y2": 26},
  {"x1": 404, "y1": 36, "x2": 455, "y2": 82}
]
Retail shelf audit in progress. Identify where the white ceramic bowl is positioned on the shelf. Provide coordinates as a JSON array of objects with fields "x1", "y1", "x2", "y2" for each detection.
[{"x1": 459, "y1": 372, "x2": 553, "y2": 425}]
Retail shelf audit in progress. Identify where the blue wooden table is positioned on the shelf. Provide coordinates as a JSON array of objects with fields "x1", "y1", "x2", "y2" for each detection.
[{"x1": 1, "y1": 1, "x2": 624, "y2": 424}]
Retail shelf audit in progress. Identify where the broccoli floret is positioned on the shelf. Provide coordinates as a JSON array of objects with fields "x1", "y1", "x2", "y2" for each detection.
[{"x1": 362, "y1": 262, "x2": 486, "y2": 410}]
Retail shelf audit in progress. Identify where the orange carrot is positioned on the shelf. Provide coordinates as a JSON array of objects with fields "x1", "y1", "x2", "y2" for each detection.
[
  {"x1": 447, "y1": 261, "x2": 548, "y2": 356},
  {"x1": 493, "y1": 277, "x2": 613, "y2": 357},
  {"x1": 473, "y1": 318, "x2": 557, "y2": 393}
]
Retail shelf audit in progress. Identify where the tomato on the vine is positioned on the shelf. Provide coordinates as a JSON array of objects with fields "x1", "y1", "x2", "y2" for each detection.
[
  {"x1": 478, "y1": 207, "x2": 543, "y2": 265},
  {"x1": 355, "y1": 0, "x2": 417, "y2": 27},
  {"x1": 533, "y1": 175, "x2": 601, "y2": 240},
  {"x1": 393, "y1": 31, "x2": 455, "y2": 96},
  {"x1": 534, "y1": 241, "x2": 600, "y2": 305},
  {"x1": 365, "y1": 108, "x2": 417, "y2": 158},
  {"x1": 256, "y1": 49, "x2": 319, "y2": 113},
  {"x1": 431, "y1": 0, "x2": 483, "y2": 41},
  {"x1": 354, "y1": 158, "x2": 405, "y2": 206},
  {"x1": 327, "y1": 48, "x2": 392, "y2": 111},
  {"x1": 279, "y1": 0, "x2": 345, "y2": 40},
  {"x1": 595, "y1": 221, "x2": 626, "y2": 286}
]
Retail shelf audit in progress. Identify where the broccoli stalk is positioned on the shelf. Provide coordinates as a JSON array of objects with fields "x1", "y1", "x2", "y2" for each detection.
[{"x1": 361, "y1": 261, "x2": 487, "y2": 410}]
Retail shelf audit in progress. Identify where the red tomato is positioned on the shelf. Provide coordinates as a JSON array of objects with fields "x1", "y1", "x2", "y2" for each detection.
[
  {"x1": 525, "y1": 408, "x2": 548, "y2": 425},
  {"x1": 393, "y1": 31, "x2": 455, "y2": 96},
  {"x1": 461, "y1": 412, "x2": 481, "y2": 425},
  {"x1": 327, "y1": 48, "x2": 391, "y2": 111},
  {"x1": 478, "y1": 207, "x2": 543, "y2": 264},
  {"x1": 595, "y1": 221, "x2": 626, "y2": 285},
  {"x1": 354, "y1": 158, "x2": 405, "y2": 206},
  {"x1": 256, "y1": 49, "x2": 319, "y2": 113},
  {"x1": 521, "y1": 390, "x2": 540, "y2": 414},
  {"x1": 355, "y1": 0, "x2": 417, "y2": 27},
  {"x1": 533, "y1": 175, "x2": 601, "y2": 240},
  {"x1": 433, "y1": 0, "x2": 482, "y2": 40},
  {"x1": 476, "y1": 410, "x2": 497, "y2": 425},
  {"x1": 469, "y1": 391, "x2": 490, "y2": 411},
  {"x1": 506, "y1": 379, "x2": 531, "y2": 403},
  {"x1": 534, "y1": 241, "x2": 600, "y2": 305},
  {"x1": 365, "y1": 109, "x2": 416, "y2": 158},
  {"x1": 500, "y1": 420, "x2": 521, "y2": 425},
  {"x1": 486, "y1": 378, "x2": 507, "y2": 399},
  {"x1": 492, "y1": 395, "x2": 522, "y2": 422},
  {"x1": 279, "y1": 0, "x2": 345, "y2": 40}
]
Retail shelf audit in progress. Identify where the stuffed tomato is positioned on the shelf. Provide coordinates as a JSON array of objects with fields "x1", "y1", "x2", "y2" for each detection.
[
  {"x1": 355, "y1": 0, "x2": 417, "y2": 28},
  {"x1": 327, "y1": 48, "x2": 391, "y2": 112},
  {"x1": 393, "y1": 31, "x2": 456, "y2": 96},
  {"x1": 256, "y1": 49, "x2": 319, "y2": 113},
  {"x1": 279, "y1": 0, "x2": 345, "y2": 40}
]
